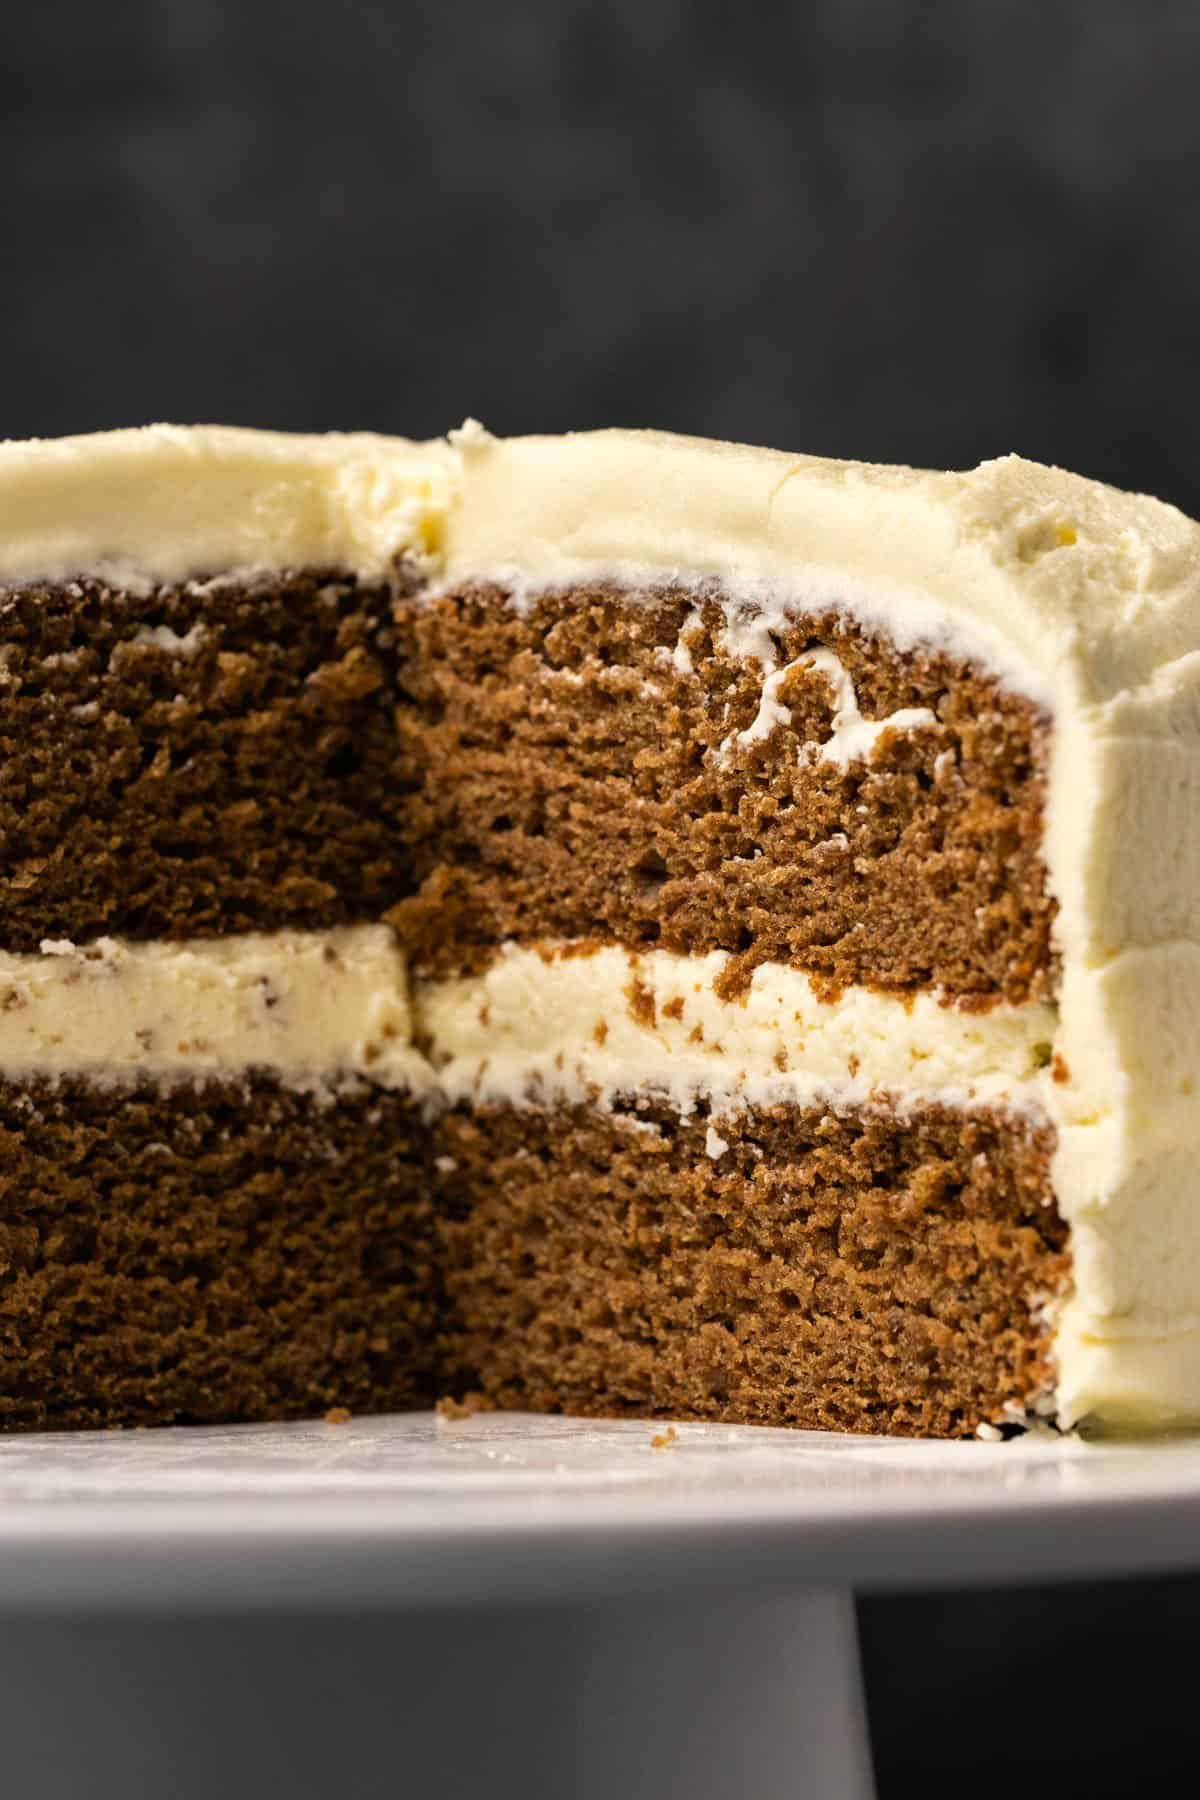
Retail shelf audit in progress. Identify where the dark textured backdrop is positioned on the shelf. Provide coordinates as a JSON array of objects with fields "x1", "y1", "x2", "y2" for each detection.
[
  {"x1": 5, "y1": 0, "x2": 1200, "y2": 512},
  {"x1": 4, "y1": 2, "x2": 1200, "y2": 1795}
]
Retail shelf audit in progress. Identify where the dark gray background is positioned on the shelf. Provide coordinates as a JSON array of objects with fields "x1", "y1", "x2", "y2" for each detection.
[
  {"x1": 5, "y1": 0, "x2": 1200, "y2": 513},
  {"x1": 4, "y1": 2, "x2": 1200, "y2": 1795}
]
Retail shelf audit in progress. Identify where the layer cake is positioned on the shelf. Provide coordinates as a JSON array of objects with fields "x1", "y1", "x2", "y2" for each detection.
[{"x1": 0, "y1": 421, "x2": 1194, "y2": 1436}]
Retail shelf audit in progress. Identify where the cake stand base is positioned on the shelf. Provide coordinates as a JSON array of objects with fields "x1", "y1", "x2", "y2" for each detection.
[
  {"x1": 5, "y1": 1408, "x2": 1200, "y2": 1797},
  {"x1": 0, "y1": 1586, "x2": 875, "y2": 1799}
]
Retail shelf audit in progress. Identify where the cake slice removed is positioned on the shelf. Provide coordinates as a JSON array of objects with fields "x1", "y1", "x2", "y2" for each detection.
[{"x1": 0, "y1": 421, "x2": 1196, "y2": 1436}]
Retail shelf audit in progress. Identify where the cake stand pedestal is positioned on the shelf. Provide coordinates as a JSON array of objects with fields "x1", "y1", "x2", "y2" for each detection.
[
  {"x1": 0, "y1": 1411, "x2": 1197, "y2": 1800},
  {"x1": 0, "y1": 1586, "x2": 870, "y2": 1799}
]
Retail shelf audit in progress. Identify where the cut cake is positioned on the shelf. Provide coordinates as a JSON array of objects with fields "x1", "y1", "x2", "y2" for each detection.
[{"x1": 0, "y1": 420, "x2": 1194, "y2": 1437}]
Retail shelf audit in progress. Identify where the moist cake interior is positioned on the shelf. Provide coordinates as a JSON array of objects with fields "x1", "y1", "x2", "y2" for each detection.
[
  {"x1": 393, "y1": 582, "x2": 1055, "y2": 1004},
  {"x1": 0, "y1": 559, "x2": 1069, "y2": 1438}
]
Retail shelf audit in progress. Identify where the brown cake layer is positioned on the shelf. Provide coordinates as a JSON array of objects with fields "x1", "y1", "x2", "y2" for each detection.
[
  {"x1": 0, "y1": 569, "x2": 412, "y2": 949},
  {"x1": 391, "y1": 582, "x2": 1056, "y2": 1005},
  {"x1": 0, "y1": 569, "x2": 1056, "y2": 1004},
  {"x1": 0, "y1": 1075, "x2": 435, "y2": 1429},
  {"x1": 435, "y1": 1096, "x2": 1067, "y2": 1438},
  {"x1": 0, "y1": 1070, "x2": 1065, "y2": 1438}
]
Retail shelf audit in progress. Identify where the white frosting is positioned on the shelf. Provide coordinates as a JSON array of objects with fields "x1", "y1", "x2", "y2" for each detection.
[
  {"x1": 2, "y1": 420, "x2": 1200, "y2": 1429},
  {"x1": 0, "y1": 425, "x2": 455, "y2": 587},
  {"x1": 0, "y1": 927, "x2": 425, "y2": 1089},
  {"x1": 416, "y1": 943, "x2": 1055, "y2": 1119},
  {"x1": 0, "y1": 926, "x2": 1053, "y2": 1114},
  {"x1": 127, "y1": 622, "x2": 208, "y2": 655},
  {"x1": 724, "y1": 646, "x2": 937, "y2": 766}
]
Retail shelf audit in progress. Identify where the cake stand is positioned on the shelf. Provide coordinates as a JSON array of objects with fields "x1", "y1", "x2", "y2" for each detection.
[{"x1": 1, "y1": 1412, "x2": 1199, "y2": 1800}]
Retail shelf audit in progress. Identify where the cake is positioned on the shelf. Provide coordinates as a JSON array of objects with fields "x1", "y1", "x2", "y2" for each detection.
[{"x1": 0, "y1": 420, "x2": 1195, "y2": 1438}]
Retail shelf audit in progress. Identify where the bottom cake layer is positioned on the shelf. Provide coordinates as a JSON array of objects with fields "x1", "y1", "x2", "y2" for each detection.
[
  {"x1": 435, "y1": 1097, "x2": 1068, "y2": 1439},
  {"x1": 0, "y1": 1078, "x2": 1068, "y2": 1438},
  {"x1": 0, "y1": 1076, "x2": 436, "y2": 1430}
]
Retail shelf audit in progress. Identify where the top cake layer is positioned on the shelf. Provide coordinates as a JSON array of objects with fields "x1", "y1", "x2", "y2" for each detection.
[
  {"x1": 443, "y1": 425, "x2": 1200, "y2": 708},
  {"x1": 1, "y1": 419, "x2": 1196, "y2": 701},
  {"x1": 1, "y1": 422, "x2": 1196, "y2": 959},
  {"x1": 388, "y1": 581, "x2": 1055, "y2": 1006}
]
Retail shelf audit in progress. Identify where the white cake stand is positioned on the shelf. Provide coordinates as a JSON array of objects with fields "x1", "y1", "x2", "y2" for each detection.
[{"x1": 1, "y1": 1411, "x2": 1199, "y2": 1800}]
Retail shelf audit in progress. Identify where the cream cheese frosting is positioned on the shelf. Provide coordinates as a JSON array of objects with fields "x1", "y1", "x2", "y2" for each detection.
[
  {"x1": 416, "y1": 943, "x2": 1056, "y2": 1119},
  {"x1": 2, "y1": 419, "x2": 1200, "y2": 1431},
  {"x1": 0, "y1": 425, "x2": 454, "y2": 587},
  {"x1": 0, "y1": 926, "x2": 425, "y2": 1089},
  {"x1": 0, "y1": 928, "x2": 1055, "y2": 1117}
]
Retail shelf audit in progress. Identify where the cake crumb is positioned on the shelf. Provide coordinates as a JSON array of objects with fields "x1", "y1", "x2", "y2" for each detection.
[
  {"x1": 1052, "y1": 1053, "x2": 1071, "y2": 1084},
  {"x1": 324, "y1": 1406, "x2": 352, "y2": 1425},
  {"x1": 437, "y1": 1390, "x2": 495, "y2": 1420},
  {"x1": 651, "y1": 1425, "x2": 679, "y2": 1450},
  {"x1": 626, "y1": 972, "x2": 657, "y2": 1029}
]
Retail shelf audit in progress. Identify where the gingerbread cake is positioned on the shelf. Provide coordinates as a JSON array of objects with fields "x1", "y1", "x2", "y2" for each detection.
[{"x1": 0, "y1": 420, "x2": 1195, "y2": 1437}]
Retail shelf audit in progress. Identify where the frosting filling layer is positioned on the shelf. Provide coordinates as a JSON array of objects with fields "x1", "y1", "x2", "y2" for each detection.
[
  {"x1": 416, "y1": 943, "x2": 1057, "y2": 1117},
  {"x1": 0, "y1": 927, "x2": 422, "y2": 1086},
  {"x1": 0, "y1": 931, "x2": 1058, "y2": 1122}
]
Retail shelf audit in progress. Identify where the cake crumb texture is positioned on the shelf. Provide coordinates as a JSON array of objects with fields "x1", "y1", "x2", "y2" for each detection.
[
  {"x1": 435, "y1": 1097, "x2": 1067, "y2": 1439},
  {"x1": 0, "y1": 564, "x2": 1069, "y2": 1437},
  {"x1": 0, "y1": 570, "x2": 414, "y2": 948},
  {"x1": 392, "y1": 583, "x2": 1055, "y2": 1006},
  {"x1": 0, "y1": 1076, "x2": 436, "y2": 1430}
]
